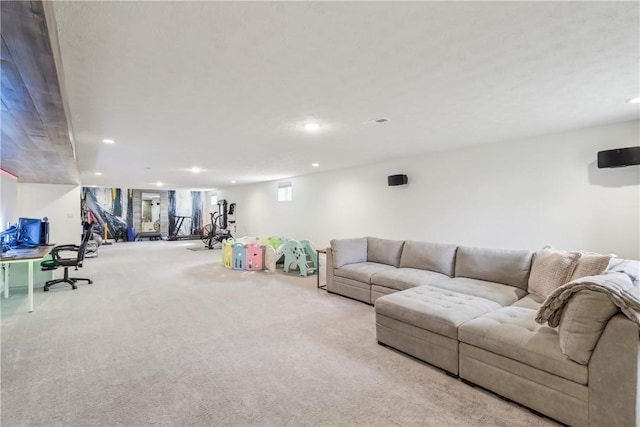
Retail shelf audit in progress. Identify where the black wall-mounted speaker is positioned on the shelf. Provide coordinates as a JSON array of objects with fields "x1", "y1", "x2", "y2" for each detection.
[
  {"x1": 597, "y1": 146, "x2": 640, "y2": 168},
  {"x1": 388, "y1": 174, "x2": 408, "y2": 186}
]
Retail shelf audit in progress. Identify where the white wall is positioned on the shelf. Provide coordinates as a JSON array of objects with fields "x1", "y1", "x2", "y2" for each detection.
[
  {"x1": 1, "y1": 171, "x2": 18, "y2": 229},
  {"x1": 220, "y1": 120, "x2": 640, "y2": 260},
  {"x1": 17, "y1": 183, "x2": 82, "y2": 245}
]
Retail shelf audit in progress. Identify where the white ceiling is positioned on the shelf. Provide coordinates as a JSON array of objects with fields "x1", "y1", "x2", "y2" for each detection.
[{"x1": 52, "y1": 1, "x2": 639, "y2": 190}]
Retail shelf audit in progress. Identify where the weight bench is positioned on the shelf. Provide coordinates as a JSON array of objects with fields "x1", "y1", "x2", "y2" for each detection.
[{"x1": 136, "y1": 232, "x2": 162, "y2": 241}]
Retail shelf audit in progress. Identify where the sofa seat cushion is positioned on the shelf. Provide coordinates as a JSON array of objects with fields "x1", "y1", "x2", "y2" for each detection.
[
  {"x1": 510, "y1": 294, "x2": 544, "y2": 310},
  {"x1": 375, "y1": 286, "x2": 501, "y2": 339},
  {"x1": 458, "y1": 306, "x2": 587, "y2": 385},
  {"x1": 429, "y1": 277, "x2": 527, "y2": 306},
  {"x1": 371, "y1": 268, "x2": 449, "y2": 291},
  {"x1": 334, "y1": 262, "x2": 396, "y2": 283}
]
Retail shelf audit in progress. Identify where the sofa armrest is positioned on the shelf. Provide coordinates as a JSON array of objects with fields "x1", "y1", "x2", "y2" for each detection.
[
  {"x1": 326, "y1": 247, "x2": 335, "y2": 292},
  {"x1": 589, "y1": 314, "x2": 639, "y2": 426}
]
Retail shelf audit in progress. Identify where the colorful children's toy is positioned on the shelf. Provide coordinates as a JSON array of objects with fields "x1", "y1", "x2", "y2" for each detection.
[
  {"x1": 232, "y1": 242, "x2": 245, "y2": 270},
  {"x1": 245, "y1": 243, "x2": 263, "y2": 271},
  {"x1": 263, "y1": 245, "x2": 276, "y2": 272},
  {"x1": 222, "y1": 238, "x2": 234, "y2": 268},
  {"x1": 269, "y1": 236, "x2": 281, "y2": 249},
  {"x1": 276, "y1": 239, "x2": 317, "y2": 277},
  {"x1": 300, "y1": 240, "x2": 318, "y2": 268},
  {"x1": 219, "y1": 235, "x2": 317, "y2": 276}
]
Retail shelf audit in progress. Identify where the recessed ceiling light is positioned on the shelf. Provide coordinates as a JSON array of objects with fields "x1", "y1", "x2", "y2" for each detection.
[
  {"x1": 231, "y1": 180, "x2": 236, "y2": 184},
  {"x1": 312, "y1": 163, "x2": 319, "y2": 167},
  {"x1": 627, "y1": 97, "x2": 640, "y2": 104},
  {"x1": 304, "y1": 123, "x2": 320, "y2": 131},
  {"x1": 102, "y1": 139, "x2": 115, "y2": 144},
  {"x1": 191, "y1": 166, "x2": 201, "y2": 173},
  {"x1": 95, "y1": 172, "x2": 102, "y2": 176},
  {"x1": 156, "y1": 181, "x2": 163, "y2": 187}
]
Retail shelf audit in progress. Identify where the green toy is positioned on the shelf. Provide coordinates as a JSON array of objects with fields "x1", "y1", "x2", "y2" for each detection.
[{"x1": 275, "y1": 239, "x2": 317, "y2": 277}]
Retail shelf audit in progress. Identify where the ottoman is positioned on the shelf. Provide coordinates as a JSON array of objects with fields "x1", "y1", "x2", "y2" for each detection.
[{"x1": 375, "y1": 285, "x2": 501, "y2": 375}]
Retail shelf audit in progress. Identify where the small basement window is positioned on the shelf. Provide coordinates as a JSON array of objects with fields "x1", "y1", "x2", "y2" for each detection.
[
  {"x1": 277, "y1": 181, "x2": 292, "y2": 201},
  {"x1": 210, "y1": 193, "x2": 218, "y2": 206}
]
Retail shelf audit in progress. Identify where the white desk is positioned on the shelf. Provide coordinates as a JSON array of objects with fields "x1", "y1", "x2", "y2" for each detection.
[{"x1": 1, "y1": 246, "x2": 52, "y2": 313}]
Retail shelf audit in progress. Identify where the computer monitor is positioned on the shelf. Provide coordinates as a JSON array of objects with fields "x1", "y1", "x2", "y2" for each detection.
[{"x1": 17, "y1": 218, "x2": 41, "y2": 248}]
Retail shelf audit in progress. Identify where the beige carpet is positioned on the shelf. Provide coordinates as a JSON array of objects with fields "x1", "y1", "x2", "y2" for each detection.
[{"x1": 1, "y1": 241, "x2": 557, "y2": 426}]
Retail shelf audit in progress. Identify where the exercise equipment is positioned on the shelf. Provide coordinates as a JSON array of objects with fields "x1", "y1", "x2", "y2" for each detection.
[
  {"x1": 85, "y1": 223, "x2": 104, "y2": 258},
  {"x1": 201, "y1": 200, "x2": 235, "y2": 249},
  {"x1": 169, "y1": 215, "x2": 191, "y2": 240},
  {"x1": 136, "y1": 231, "x2": 162, "y2": 241}
]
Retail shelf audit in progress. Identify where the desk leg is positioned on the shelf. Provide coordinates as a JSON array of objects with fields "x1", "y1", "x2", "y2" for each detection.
[
  {"x1": 3, "y1": 264, "x2": 8, "y2": 298},
  {"x1": 28, "y1": 261, "x2": 33, "y2": 312}
]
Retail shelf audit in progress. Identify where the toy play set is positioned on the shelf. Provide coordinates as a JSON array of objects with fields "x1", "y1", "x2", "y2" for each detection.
[{"x1": 221, "y1": 236, "x2": 318, "y2": 276}]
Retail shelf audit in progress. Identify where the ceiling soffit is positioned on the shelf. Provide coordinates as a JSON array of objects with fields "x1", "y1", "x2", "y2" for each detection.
[{"x1": 0, "y1": 0, "x2": 79, "y2": 185}]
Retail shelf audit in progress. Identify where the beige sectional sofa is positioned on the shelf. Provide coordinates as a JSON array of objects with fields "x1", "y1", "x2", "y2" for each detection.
[{"x1": 325, "y1": 237, "x2": 640, "y2": 427}]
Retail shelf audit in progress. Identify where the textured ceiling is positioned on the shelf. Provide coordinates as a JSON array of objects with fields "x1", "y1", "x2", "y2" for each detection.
[
  {"x1": 0, "y1": 1, "x2": 79, "y2": 185},
  {"x1": 50, "y1": 1, "x2": 639, "y2": 190}
]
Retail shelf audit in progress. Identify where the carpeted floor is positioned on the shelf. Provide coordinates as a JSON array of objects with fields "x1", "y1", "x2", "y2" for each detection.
[{"x1": 1, "y1": 241, "x2": 557, "y2": 426}]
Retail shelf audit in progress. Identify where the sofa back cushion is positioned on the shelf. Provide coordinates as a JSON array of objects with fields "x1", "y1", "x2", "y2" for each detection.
[
  {"x1": 367, "y1": 237, "x2": 404, "y2": 267},
  {"x1": 331, "y1": 238, "x2": 368, "y2": 269},
  {"x1": 455, "y1": 246, "x2": 533, "y2": 290},
  {"x1": 399, "y1": 241, "x2": 457, "y2": 277}
]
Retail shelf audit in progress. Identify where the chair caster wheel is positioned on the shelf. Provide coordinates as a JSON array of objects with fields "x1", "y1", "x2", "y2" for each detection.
[
  {"x1": 88, "y1": 280, "x2": 93, "y2": 284},
  {"x1": 72, "y1": 285, "x2": 77, "y2": 290},
  {"x1": 43, "y1": 287, "x2": 49, "y2": 292}
]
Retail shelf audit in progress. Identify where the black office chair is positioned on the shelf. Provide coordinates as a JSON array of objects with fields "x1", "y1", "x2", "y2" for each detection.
[{"x1": 41, "y1": 225, "x2": 93, "y2": 291}]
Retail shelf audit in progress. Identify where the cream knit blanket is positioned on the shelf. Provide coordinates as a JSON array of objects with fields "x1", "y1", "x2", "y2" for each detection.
[{"x1": 535, "y1": 271, "x2": 640, "y2": 328}]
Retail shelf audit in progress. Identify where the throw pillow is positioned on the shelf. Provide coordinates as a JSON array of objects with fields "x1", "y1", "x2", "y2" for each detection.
[
  {"x1": 570, "y1": 251, "x2": 615, "y2": 281},
  {"x1": 528, "y1": 245, "x2": 581, "y2": 298},
  {"x1": 558, "y1": 290, "x2": 619, "y2": 364}
]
